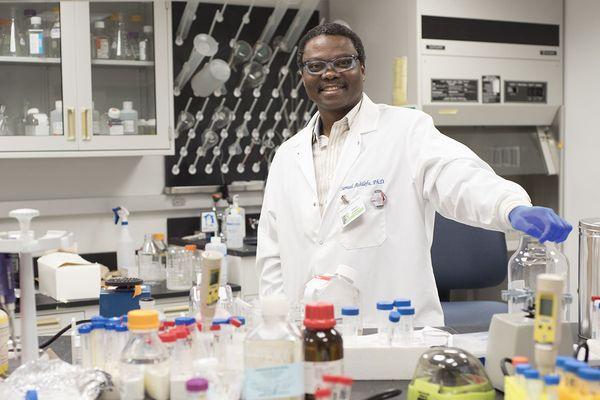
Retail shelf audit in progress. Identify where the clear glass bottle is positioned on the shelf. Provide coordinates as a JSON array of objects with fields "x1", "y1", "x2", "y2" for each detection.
[
  {"x1": 244, "y1": 296, "x2": 304, "y2": 400},
  {"x1": 47, "y1": 7, "x2": 61, "y2": 58},
  {"x1": 119, "y1": 310, "x2": 170, "y2": 400},
  {"x1": 27, "y1": 16, "x2": 44, "y2": 57},
  {"x1": 505, "y1": 236, "x2": 569, "y2": 314},
  {"x1": 92, "y1": 20, "x2": 110, "y2": 59},
  {"x1": 153, "y1": 233, "x2": 168, "y2": 281},
  {"x1": 138, "y1": 233, "x2": 164, "y2": 285},
  {"x1": 139, "y1": 25, "x2": 153, "y2": 61},
  {"x1": 303, "y1": 302, "x2": 344, "y2": 399},
  {"x1": 127, "y1": 31, "x2": 139, "y2": 59}
]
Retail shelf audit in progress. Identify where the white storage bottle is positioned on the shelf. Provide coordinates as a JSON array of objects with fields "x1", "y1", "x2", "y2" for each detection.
[
  {"x1": 50, "y1": 100, "x2": 63, "y2": 136},
  {"x1": 121, "y1": 101, "x2": 139, "y2": 135},
  {"x1": 113, "y1": 206, "x2": 137, "y2": 278},
  {"x1": 305, "y1": 264, "x2": 361, "y2": 320},
  {"x1": 225, "y1": 209, "x2": 244, "y2": 249},
  {"x1": 243, "y1": 296, "x2": 304, "y2": 400}
]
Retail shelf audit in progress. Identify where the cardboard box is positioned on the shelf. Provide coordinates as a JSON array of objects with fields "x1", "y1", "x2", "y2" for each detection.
[{"x1": 38, "y1": 252, "x2": 101, "y2": 302}]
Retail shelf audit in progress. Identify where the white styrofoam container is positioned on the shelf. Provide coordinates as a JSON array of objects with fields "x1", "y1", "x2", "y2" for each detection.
[{"x1": 38, "y1": 252, "x2": 101, "y2": 302}]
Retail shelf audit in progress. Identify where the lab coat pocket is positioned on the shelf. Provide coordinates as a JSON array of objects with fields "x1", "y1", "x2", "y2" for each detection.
[{"x1": 339, "y1": 192, "x2": 387, "y2": 250}]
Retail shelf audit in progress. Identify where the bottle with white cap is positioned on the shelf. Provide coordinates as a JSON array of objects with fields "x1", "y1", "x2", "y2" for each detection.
[
  {"x1": 308, "y1": 264, "x2": 361, "y2": 320},
  {"x1": 243, "y1": 295, "x2": 303, "y2": 399},
  {"x1": 50, "y1": 100, "x2": 63, "y2": 136},
  {"x1": 92, "y1": 20, "x2": 110, "y2": 59},
  {"x1": 139, "y1": 25, "x2": 153, "y2": 61},
  {"x1": 108, "y1": 108, "x2": 124, "y2": 135},
  {"x1": 120, "y1": 101, "x2": 139, "y2": 135},
  {"x1": 27, "y1": 16, "x2": 44, "y2": 56}
]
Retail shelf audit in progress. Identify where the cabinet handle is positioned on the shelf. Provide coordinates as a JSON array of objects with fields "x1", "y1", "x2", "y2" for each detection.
[
  {"x1": 67, "y1": 108, "x2": 75, "y2": 141},
  {"x1": 163, "y1": 305, "x2": 189, "y2": 315},
  {"x1": 37, "y1": 317, "x2": 60, "y2": 327},
  {"x1": 82, "y1": 108, "x2": 91, "y2": 141}
]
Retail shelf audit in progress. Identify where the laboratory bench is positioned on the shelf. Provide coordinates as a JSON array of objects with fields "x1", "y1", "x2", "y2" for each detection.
[
  {"x1": 30, "y1": 335, "x2": 504, "y2": 400},
  {"x1": 14, "y1": 282, "x2": 241, "y2": 337}
]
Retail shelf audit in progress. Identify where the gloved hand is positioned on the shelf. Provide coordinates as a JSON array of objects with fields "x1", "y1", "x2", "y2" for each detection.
[{"x1": 509, "y1": 206, "x2": 572, "y2": 243}]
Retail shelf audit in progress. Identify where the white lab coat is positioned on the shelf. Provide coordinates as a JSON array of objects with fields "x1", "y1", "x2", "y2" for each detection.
[{"x1": 256, "y1": 94, "x2": 531, "y2": 327}]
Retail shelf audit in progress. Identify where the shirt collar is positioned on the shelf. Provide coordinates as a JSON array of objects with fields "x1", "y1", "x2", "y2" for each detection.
[{"x1": 312, "y1": 97, "x2": 364, "y2": 144}]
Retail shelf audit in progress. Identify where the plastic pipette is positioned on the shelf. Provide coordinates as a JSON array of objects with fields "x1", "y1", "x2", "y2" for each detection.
[{"x1": 175, "y1": 0, "x2": 201, "y2": 46}]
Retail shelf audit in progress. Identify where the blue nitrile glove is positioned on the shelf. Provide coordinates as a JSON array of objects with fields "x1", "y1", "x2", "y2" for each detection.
[{"x1": 509, "y1": 206, "x2": 572, "y2": 243}]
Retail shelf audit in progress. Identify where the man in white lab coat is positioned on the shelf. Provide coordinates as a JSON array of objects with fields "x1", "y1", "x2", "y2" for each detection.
[{"x1": 256, "y1": 23, "x2": 572, "y2": 327}]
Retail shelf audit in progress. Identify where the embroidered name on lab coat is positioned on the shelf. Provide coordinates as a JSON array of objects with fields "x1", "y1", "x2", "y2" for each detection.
[{"x1": 340, "y1": 178, "x2": 385, "y2": 191}]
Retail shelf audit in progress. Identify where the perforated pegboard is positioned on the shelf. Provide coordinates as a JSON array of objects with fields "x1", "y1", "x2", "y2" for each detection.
[{"x1": 165, "y1": 2, "x2": 319, "y2": 189}]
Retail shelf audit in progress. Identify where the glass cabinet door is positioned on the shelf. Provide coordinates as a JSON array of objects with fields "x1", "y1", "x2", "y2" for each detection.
[
  {"x1": 77, "y1": 0, "x2": 171, "y2": 151},
  {"x1": 0, "y1": 2, "x2": 77, "y2": 152}
]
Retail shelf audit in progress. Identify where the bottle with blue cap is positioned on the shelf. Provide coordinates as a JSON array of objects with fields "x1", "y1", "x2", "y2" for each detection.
[
  {"x1": 376, "y1": 300, "x2": 394, "y2": 342},
  {"x1": 394, "y1": 298, "x2": 411, "y2": 309},
  {"x1": 577, "y1": 367, "x2": 600, "y2": 396},
  {"x1": 90, "y1": 315, "x2": 107, "y2": 369},
  {"x1": 543, "y1": 374, "x2": 560, "y2": 400},
  {"x1": 523, "y1": 368, "x2": 542, "y2": 400},
  {"x1": 340, "y1": 306, "x2": 361, "y2": 338},
  {"x1": 396, "y1": 306, "x2": 415, "y2": 345},
  {"x1": 385, "y1": 311, "x2": 400, "y2": 346},
  {"x1": 78, "y1": 323, "x2": 93, "y2": 369},
  {"x1": 514, "y1": 363, "x2": 531, "y2": 388}
]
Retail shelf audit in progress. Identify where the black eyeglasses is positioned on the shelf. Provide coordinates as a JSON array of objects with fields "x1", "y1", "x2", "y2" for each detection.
[{"x1": 302, "y1": 55, "x2": 359, "y2": 75}]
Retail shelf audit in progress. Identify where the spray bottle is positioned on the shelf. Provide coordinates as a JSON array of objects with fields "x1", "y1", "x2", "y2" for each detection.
[{"x1": 112, "y1": 206, "x2": 137, "y2": 278}]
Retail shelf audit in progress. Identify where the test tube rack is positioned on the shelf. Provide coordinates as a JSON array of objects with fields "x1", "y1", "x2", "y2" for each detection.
[{"x1": 505, "y1": 375, "x2": 581, "y2": 400}]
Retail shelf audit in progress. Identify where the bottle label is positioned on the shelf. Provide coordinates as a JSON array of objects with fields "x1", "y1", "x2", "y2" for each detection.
[
  {"x1": 123, "y1": 120, "x2": 135, "y2": 134},
  {"x1": 96, "y1": 38, "x2": 109, "y2": 59},
  {"x1": 29, "y1": 32, "x2": 44, "y2": 55},
  {"x1": 51, "y1": 27, "x2": 61, "y2": 39},
  {"x1": 52, "y1": 121, "x2": 63, "y2": 136},
  {"x1": 139, "y1": 41, "x2": 147, "y2": 61},
  {"x1": 244, "y1": 363, "x2": 304, "y2": 399},
  {"x1": 304, "y1": 359, "x2": 343, "y2": 395},
  {"x1": 109, "y1": 124, "x2": 124, "y2": 135}
]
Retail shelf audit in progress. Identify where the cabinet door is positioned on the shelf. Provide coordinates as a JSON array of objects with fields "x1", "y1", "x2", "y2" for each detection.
[
  {"x1": 0, "y1": 1, "x2": 78, "y2": 154},
  {"x1": 75, "y1": 0, "x2": 173, "y2": 152}
]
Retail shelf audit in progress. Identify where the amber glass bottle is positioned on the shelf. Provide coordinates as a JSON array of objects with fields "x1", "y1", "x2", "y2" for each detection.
[{"x1": 303, "y1": 302, "x2": 344, "y2": 399}]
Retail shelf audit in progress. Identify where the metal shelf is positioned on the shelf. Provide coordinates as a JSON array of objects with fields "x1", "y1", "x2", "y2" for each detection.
[
  {"x1": 91, "y1": 59, "x2": 155, "y2": 67},
  {"x1": 0, "y1": 56, "x2": 61, "y2": 65}
]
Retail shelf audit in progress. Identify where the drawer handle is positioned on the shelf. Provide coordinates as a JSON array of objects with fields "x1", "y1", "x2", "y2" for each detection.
[
  {"x1": 163, "y1": 305, "x2": 189, "y2": 314},
  {"x1": 37, "y1": 318, "x2": 60, "y2": 327}
]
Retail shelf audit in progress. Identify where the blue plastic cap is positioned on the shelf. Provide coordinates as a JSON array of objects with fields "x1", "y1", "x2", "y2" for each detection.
[
  {"x1": 25, "y1": 389, "x2": 38, "y2": 400},
  {"x1": 376, "y1": 301, "x2": 394, "y2": 311},
  {"x1": 341, "y1": 306, "x2": 359, "y2": 316},
  {"x1": 389, "y1": 311, "x2": 400, "y2": 322},
  {"x1": 515, "y1": 364, "x2": 531, "y2": 375},
  {"x1": 212, "y1": 318, "x2": 230, "y2": 325},
  {"x1": 78, "y1": 323, "x2": 92, "y2": 334},
  {"x1": 174, "y1": 316, "x2": 195, "y2": 326},
  {"x1": 577, "y1": 367, "x2": 600, "y2": 381},
  {"x1": 121, "y1": 315, "x2": 128, "y2": 323},
  {"x1": 524, "y1": 369, "x2": 540, "y2": 379},
  {"x1": 115, "y1": 324, "x2": 128, "y2": 332},
  {"x1": 90, "y1": 316, "x2": 106, "y2": 323},
  {"x1": 104, "y1": 322, "x2": 116, "y2": 331},
  {"x1": 393, "y1": 298, "x2": 411, "y2": 308},
  {"x1": 109, "y1": 317, "x2": 121, "y2": 325},
  {"x1": 564, "y1": 360, "x2": 587, "y2": 373},
  {"x1": 544, "y1": 374, "x2": 560, "y2": 385},
  {"x1": 91, "y1": 321, "x2": 106, "y2": 330},
  {"x1": 397, "y1": 307, "x2": 415, "y2": 316},
  {"x1": 556, "y1": 356, "x2": 573, "y2": 368},
  {"x1": 234, "y1": 316, "x2": 246, "y2": 325}
]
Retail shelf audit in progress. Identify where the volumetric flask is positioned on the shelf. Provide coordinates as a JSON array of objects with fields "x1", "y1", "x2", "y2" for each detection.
[{"x1": 191, "y1": 59, "x2": 231, "y2": 97}]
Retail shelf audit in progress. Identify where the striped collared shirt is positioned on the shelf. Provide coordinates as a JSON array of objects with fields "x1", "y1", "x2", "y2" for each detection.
[{"x1": 312, "y1": 99, "x2": 363, "y2": 215}]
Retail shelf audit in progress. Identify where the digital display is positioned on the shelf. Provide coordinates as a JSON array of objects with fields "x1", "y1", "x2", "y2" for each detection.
[
  {"x1": 210, "y1": 269, "x2": 219, "y2": 285},
  {"x1": 540, "y1": 298, "x2": 553, "y2": 316}
]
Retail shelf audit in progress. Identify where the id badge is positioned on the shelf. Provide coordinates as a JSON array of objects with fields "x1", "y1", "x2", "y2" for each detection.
[{"x1": 339, "y1": 196, "x2": 366, "y2": 228}]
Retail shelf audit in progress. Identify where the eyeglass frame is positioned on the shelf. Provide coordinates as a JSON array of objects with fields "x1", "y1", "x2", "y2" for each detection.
[{"x1": 300, "y1": 54, "x2": 360, "y2": 76}]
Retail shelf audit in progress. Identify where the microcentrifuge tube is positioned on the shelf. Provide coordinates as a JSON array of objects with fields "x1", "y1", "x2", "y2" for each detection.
[
  {"x1": 173, "y1": 34, "x2": 219, "y2": 96},
  {"x1": 175, "y1": 0, "x2": 200, "y2": 46}
]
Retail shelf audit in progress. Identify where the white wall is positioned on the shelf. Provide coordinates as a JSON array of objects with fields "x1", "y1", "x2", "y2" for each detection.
[{"x1": 563, "y1": 0, "x2": 600, "y2": 300}]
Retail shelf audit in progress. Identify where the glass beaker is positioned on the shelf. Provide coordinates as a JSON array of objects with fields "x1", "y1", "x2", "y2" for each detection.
[{"x1": 166, "y1": 246, "x2": 193, "y2": 290}]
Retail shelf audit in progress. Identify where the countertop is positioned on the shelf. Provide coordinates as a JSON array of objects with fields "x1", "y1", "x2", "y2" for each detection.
[
  {"x1": 31, "y1": 333, "x2": 504, "y2": 400},
  {"x1": 19, "y1": 281, "x2": 241, "y2": 313}
]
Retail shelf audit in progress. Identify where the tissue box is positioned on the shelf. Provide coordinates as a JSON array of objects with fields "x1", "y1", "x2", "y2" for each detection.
[{"x1": 38, "y1": 252, "x2": 101, "y2": 301}]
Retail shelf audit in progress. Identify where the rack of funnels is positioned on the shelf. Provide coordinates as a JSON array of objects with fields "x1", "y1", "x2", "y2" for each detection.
[{"x1": 167, "y1": 0, "x2": 320, "y2": 184}]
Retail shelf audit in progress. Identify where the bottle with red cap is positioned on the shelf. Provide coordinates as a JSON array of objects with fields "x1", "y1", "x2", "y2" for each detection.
[
  {"x1": 303, "y1": 302, "x2": 344, "y2": 399},
  {"x1": 243, "y1": 295, "x2": 303, "y2": 399}
]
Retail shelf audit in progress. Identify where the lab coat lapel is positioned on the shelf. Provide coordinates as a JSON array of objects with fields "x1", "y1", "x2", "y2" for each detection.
[
  {"x1": 323, "y1": 94, "x2": 380, "y2": 214},
  {"x1": 293, "y1": 113, "x2": 319, "y2": 196}
]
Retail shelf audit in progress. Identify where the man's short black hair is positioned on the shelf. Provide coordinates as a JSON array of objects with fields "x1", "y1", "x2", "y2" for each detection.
[{"x1": 296, "y1": 22, "x2": 366, "y2": 68}]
